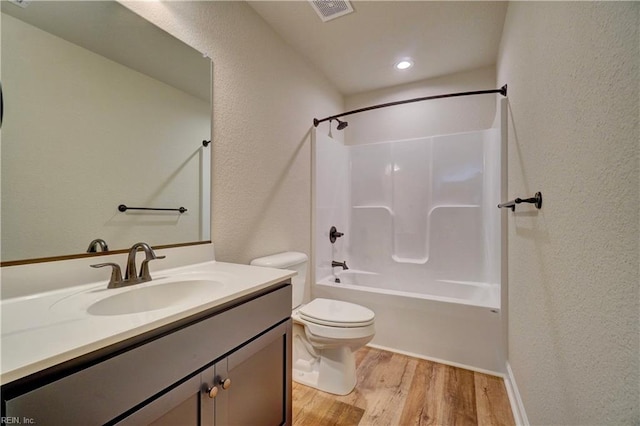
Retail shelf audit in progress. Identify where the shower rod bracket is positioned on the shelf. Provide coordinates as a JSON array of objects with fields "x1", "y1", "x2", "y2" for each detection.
[
  {"x1": 313, "y1": 85, "x2": 507, "y2": 127},
  {"x1": 497, "y1": 192, "x2": 542, "y2": 212}
]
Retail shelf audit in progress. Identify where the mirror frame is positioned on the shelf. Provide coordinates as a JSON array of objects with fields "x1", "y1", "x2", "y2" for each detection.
[{"x1": 0, "y1": 241, "x2": 212, "y2": 267}]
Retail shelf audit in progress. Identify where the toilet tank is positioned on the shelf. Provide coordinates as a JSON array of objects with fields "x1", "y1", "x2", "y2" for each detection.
[{"x1": 250, "y1": 252, "x2": 308, "y2": 309}]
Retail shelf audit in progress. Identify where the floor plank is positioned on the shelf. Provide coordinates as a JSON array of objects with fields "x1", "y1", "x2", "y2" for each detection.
[
  {"x1": 442, "y1": 365, "x2": 477, "y2": 425},
  {"x1": 292, "y1": 387, "x2": 364, "y2": 426},
  {"x1": 398, "y1": 358, "x2": 444, "y2": 426},
  {"x1": 355, "y1": 350, "x2": 417, "y2": 425},
  {"x1": 292, "y1": 347, "x2": 515, "y2": 426},
  {"x1": 474, "y1": 373, "x2": 516, "y2": 426}
]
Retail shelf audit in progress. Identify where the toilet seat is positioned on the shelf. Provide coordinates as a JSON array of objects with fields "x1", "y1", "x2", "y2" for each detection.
[
  {"x1": 292, "y1": 312, "x2": 375, "y2": 341},
  {"x1": 297, "y1": 298, "x2": 375, "y2": 328}
]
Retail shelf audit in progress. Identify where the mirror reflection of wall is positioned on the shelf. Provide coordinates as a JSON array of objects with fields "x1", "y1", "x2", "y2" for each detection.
[{"x1": 0, "y1": 1, "x2": 212, "y2": 264}]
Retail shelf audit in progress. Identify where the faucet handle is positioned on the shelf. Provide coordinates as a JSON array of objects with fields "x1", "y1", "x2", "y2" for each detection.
[
  {"x1": 91, "y1": 262, "x2": 124, "y2": 288},
  {"x1": 139, "y1": 255, "x2": 166, "y2": 281},
  {"x1": 329, "y1": 226, "x2": 344, "y2": 243},
  {"x1": 147, "y1": 251, "x2": 166, "y2": 260}
]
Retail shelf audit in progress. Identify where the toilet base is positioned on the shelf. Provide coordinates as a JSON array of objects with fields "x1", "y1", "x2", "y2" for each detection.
[
  {"x1": 292, "y1": 324, "x2": 360, "y2": 395},
  {"x1": 293, "y1": 345, "x2": 357, "y2": 395}
]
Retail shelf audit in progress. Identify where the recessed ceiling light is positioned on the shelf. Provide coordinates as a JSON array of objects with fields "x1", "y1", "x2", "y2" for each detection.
[{"x1": 395, "y1": 59, "x2": 414, "y2": 70}]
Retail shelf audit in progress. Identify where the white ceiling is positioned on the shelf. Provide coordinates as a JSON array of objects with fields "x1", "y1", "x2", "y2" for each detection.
[{"x1": 248, "y1": 1, "x2": 508, "y2": 96}]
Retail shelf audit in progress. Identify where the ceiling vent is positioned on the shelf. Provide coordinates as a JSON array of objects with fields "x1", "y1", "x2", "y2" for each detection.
[{"x1": 308, "y1": 0, "x2": 354, "y2": 23}]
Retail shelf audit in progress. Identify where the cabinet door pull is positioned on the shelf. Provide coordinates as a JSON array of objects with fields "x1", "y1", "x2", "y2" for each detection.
[
  {"x1": 221, "y1": 378, "x2": 231, "y2": 390},
  {"x1": 207, "y1": 386, "x2": 219, "y2": 399}
]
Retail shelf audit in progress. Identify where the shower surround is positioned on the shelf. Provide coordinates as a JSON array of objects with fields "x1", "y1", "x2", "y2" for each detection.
[{"x1": 312, "y1": 122, "x2": 504, "y2": 373}]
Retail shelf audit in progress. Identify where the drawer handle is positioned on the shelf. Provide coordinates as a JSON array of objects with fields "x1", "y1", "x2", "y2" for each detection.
[
  {"x1": 207, "y1": 386, "x2": 219, "y2": 399},
  {"x1": 220, "y1": 378, "x2": 232, "y2": 390}
]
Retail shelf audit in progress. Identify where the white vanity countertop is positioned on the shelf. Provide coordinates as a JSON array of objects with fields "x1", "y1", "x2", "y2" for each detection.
[{"x1": 0, "y1": 261, "x2": 294, "y2": 385}]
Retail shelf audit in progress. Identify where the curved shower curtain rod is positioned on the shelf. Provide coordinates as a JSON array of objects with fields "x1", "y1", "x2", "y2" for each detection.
[{"x1": 313, "y1": 84, "x2": 507, "y2": 127}]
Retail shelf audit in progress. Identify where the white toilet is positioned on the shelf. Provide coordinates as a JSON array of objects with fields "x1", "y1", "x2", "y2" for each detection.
[{"x1": 250, "y1": 251, "x2": 375, "y2": 395}]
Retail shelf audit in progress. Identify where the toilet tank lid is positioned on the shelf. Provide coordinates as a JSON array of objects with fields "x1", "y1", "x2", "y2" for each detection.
[{"x1": 250, "y1": 251, "x2": 308, "y2": 268}]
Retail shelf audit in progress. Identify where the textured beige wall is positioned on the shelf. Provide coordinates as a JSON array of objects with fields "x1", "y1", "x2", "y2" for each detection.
[
  {"x1": 124, "y1": 1, "x2": 343, "y2": 265},
  {"x1": 497, "y1": 2, "x2": 639, "y2": 424}
]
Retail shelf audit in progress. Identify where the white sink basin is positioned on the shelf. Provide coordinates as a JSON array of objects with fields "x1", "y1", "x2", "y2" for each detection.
[
  {"x1": 49, "y1": 277, "x2": 227, "y2": 316},
  {"x1": 87, "y1": 280, "x2": 223, "y2": 316}
]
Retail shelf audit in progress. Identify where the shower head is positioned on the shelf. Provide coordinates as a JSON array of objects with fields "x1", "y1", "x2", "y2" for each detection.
[{"x1": 333, "y1": 118, "x2": 348, "y2": 130}]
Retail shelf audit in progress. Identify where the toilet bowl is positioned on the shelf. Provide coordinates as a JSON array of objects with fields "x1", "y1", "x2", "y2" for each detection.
[{"x1": 250, "y1": 252, "x2": 375, "y2": 395}]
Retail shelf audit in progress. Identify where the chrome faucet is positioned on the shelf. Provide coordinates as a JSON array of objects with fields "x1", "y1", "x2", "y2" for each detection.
[
  {"x1": 331, "y1": 260, "x2": 349, "y2": 270},
  {"x1": 86, "y1": 238, "x2": 109, "y2": 253},
  {"x1": 91, "y1": 242, "x2": 165, "y2": 289}
]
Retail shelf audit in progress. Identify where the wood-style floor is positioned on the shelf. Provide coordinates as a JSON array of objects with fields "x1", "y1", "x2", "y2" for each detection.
[{"x1": 292, "y1": 346, "x2": 515, "y2": 426}]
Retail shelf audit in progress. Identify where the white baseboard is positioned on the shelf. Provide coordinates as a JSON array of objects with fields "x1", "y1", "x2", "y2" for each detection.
[{"x1": 504, "y1": 362, "x2": 529, "y2": 426}]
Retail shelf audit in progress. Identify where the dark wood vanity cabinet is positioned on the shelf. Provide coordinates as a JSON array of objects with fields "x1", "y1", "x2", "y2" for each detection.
[
  {"x1": 119, "y1": 321, "x2": 289, "y2": 426},
  {"x1": 1, "y1": 283, "x2": 292, "y2": 426}
]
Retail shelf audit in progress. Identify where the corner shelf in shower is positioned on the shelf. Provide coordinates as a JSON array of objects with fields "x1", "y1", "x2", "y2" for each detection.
[
  {"x1": 428, "y1": 204, "x2": 480, "y2": 213},
  {"x1": 391, "y1": 255, "x2": 428, "y2": 264},
  {"x1": 352, "y1": 205, "x2": 395, "y2": 215}
]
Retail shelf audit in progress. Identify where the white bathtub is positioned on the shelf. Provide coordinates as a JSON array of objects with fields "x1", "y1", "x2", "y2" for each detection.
[
  {"x1": 320, "y1": 270, "x2": 499, "y2": 309},
  {"x1": 314, "y1": 270, "x2": 505, "y2": 374}
]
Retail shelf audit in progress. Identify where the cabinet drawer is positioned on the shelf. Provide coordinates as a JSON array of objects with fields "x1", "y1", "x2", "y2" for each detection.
[{"x1": 4, "y1": 283, "x2": 291, "y2": 425}]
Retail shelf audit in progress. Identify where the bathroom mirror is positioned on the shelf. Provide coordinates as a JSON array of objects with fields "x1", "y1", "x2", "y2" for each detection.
[{"x1": 1, "y1": 1, "x2": 212, "y2": 264}]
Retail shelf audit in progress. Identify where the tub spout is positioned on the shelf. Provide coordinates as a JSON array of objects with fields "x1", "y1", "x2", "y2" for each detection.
[{"x1": 331, "y1": 260, "x2": 349, "y2": 270}]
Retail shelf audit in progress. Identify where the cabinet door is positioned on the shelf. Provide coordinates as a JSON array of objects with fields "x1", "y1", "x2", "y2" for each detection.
[
  {"x1": 116, "y1": 366, "x2": 215, "y2": 426},
  {"x1": 215, "y1": 320, "x2": 292, "y2": 426}
]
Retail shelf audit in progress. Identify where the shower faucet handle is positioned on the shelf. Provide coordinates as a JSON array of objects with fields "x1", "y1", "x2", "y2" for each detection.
[{"x1": 329, "y1": 226, "x2": 344, "y2": 243}]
